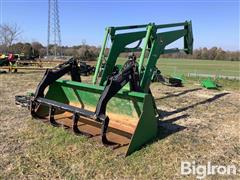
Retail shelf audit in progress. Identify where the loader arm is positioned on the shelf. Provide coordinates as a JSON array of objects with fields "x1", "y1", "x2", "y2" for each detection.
[
  {"x1": 95, "y1": 54, "x2": 141, "y2": 118},
  {"x1": 34, "y1": 58, "x2": 81, "y2": 99}
]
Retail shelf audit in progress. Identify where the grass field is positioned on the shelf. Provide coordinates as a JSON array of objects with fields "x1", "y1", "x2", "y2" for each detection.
[
  {"x1": 116, "y1": 58, "x2": 240, "y2": 77},
  {"x1": 0, "y1": 70, "x2": 239, "y2": 179},
  {"x1": 157, "y1": 58, "x2": 240, "y2": 77},
  {"x1": 116, "y1": 58, "x2": 240, "y2": 89}
]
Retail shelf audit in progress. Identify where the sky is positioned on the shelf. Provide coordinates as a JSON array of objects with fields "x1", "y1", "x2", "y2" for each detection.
[{"x1": 0, "y1": 0, "x2": 239, "y2": 50}]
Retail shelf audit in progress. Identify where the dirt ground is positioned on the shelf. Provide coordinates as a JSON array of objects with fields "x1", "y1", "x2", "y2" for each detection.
[{"x1": 0, "y1": 71, "x2": 239, "y2": 179}]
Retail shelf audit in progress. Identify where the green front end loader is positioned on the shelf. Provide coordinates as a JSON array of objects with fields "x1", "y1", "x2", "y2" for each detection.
[{"x1": 30, "y1": 21, "x2": 193, "y2": 156}]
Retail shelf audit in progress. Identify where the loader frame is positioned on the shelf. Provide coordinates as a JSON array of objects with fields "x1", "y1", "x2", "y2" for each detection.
[
  {"x1": 30, "y1": 21, "x2": 193, "y2": 156},
  {"x1": 93, "y1": 21, "x2": 193, "y2": 93}
]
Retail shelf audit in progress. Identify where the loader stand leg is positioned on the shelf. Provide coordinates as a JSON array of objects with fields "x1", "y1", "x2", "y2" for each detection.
[
  {"x1": 49, "y1": 106, "x2": 60, "y2": 127},
  {"x1": 72, "y1": 113, "x2": 92, "y2": 137}
]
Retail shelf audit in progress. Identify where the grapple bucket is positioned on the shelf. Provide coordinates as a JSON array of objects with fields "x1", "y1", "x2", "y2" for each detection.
[
  {"x1": 30, "y1": 21, "x2": 194, "y2": 156},
  {"x1": 34, "y1": 79, "x2": 158, "y2": 156}
]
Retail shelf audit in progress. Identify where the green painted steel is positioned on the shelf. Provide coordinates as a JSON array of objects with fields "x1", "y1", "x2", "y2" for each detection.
[
  {"x1": 126, "y1": 94, "x2": 158, "y2": 156},
  {"x1": 99, "y1": 30, "x2": 147, "y2": 85},
  {"x1": 201, "y1": 78, "x2": 218, "y2": 89},
  {"x1": 155, "y1": 22, "x2": 187, "y2": 29},
  {"x1": 37, "y1": 79, "x2": 146, "y2": 117},
  {"x1": 95, "y1": 21, "x2": 193, "y2": 92},
  {"x1": 138, "y1": 24, "x2": 152, "y2": 75},
  {"x1": 184, "y1": 21, "x2": 193, "y2": 54},
  {"x1": 93, "y1": 28, "x2": 109, "y2": 84},
  {"x1": 37, "y1": 21, "x2": 193, "y2": 156},
  {"x1": 36, "y1": 79, "x2": 159, "y2": 156}
]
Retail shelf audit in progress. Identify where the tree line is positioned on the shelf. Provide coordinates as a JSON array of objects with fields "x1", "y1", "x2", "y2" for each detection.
[
  {"x1": 2, "y1": 42, "x2": 239, "y2": 61},
  {"x1": 161, "y1": 47, "x2": 240, "y2": 61},
  {"x1": 0, "y1": 23, "x2": 239, "y2": 61}
]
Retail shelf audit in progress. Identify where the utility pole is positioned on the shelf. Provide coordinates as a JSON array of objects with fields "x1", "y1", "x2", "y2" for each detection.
[{"x1": 47, "y1": 0, "x2": 62, "y2": 58}]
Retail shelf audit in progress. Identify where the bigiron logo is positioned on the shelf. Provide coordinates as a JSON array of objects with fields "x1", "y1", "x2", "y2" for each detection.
[{"x1": 181, "y1": 161, "x2": 238, "y2": 179}]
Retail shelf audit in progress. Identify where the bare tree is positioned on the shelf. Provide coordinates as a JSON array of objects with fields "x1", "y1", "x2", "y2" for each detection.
[{"x1": 0, "y1": 23, "x2": 21, "y2": 51}]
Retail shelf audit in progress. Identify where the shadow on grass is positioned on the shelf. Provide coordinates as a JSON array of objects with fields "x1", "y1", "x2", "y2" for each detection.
[
  {"x1": 159, "y1": 92, "x2": 229, "y2": 118},
  {"x1": 0, "y1": 71, "x2": 45, "y2": 75},
  {"x1": 157, "y1": 114, "x2": 189, "y2": 139},
  {"x1": 155, "y1": 88, "x2": 202, "y2": 100},
  {"x1": 27, "y1": 90, "x2": 229, "y2": 155},
  {"x1": 143, "y1": 92, "x2": 230, "y2": 149}
]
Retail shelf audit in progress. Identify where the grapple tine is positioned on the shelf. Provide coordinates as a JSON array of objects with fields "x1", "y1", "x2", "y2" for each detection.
[
  {"x1": 101, "y1": 117, "x2": 109, "y2": 144},
  {"x1": 30, "y1": 101, "x2": 37, "y2": 118},
  {"x1": 101, "y1": 117, "x2": 119, "y2": 147},
  {"x1": 72, "y1": 113, "x2": 92, "y2": 138},
  {"x1": 72, "y1": 113, "x2": 80, "y2": 134},
  {"x1": 49, "y1": 106, "x2": 60, "y2": 127}
]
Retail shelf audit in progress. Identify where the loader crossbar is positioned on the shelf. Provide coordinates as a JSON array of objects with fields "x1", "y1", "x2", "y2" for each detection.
[{"x1": 35, "y1": 97, "x2": 96, "y2": 119}]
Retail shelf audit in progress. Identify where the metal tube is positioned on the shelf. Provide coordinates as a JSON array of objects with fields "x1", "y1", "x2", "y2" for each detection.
[
  {"x1": 138, "y1": 25, "x2": 152, "y2": 74},
  {"x1": 155, "y1": 22, "x2": 187, "y2": 29},
  {"x1": 104, "y1": 22, "x2": 187, "y2": 33},
  {"x1": 112, "y1": 24, "x2": 148, "y2": 31},
  {"x1": 163, "y1": 48, "x2": 180, "y2": 54},
  {"x1": 92, "y1": 28, "x2": 109, "y2": 84},
  {"x1": 47, "y1": 0, "x2": 51, "y2": 57}
]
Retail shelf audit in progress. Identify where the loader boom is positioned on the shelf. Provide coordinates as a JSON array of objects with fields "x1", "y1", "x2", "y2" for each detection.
[{"x1": 93, "y1": 21, "x2": 193, "y2": 92}]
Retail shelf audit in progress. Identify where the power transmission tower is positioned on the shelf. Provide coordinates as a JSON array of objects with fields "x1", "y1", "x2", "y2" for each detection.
[{"x1": 47, "y1": 0, "x2": 62, "y2": 58}]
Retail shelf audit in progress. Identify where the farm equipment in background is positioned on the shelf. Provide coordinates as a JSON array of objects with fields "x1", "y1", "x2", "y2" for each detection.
[
  {"x1": 0, "y1": 54, "x2": 8, "y2": 66},
  {"x1": 168, "y1": 75, "x2": 184, "y2": 87},
  {"x1": 18, "y1": 53, "x2": 38, "y2": 61},
  {"x1": 201, "y1": 78, "x2": 219, "y2": 89},
  {"x1": 79, "y1": 61, "x2": 95, "y2": 76},
  {"x1": 151, "y1": 66, "x2": 164, "y2": 82},
  {"x1": 0, "y1": 53, "x2": 36, "y2": 72},
  {"x1": 0, "y1": 53, "x2": 96, "y2": 74},
  {"x1": 151, "y1": 66, "x2": 184, "y2": 87},
  {"x1": 27, "y1": 21, "x2": 193, "y2": 156},
  {"x1": 0, "y1": 54, "x2": 8, "y2": 73},
  {"x1": 0, "y1": 53, "x2": 19, "y2": 66},
  {"x1": 98, "y1": 63, "x2": 122, "y2": 77},
  {"x1": 0, "y1": 53, "x2": 30, "y2": 64},
  {"x1": 0, "y1": 53, "x2": 18, "y2": 72}
]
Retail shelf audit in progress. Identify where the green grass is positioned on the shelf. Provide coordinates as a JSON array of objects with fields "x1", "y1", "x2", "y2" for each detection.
[
  {"x1": 116, "y1": 58, "x2": 240, "y2": 77},
  {"x1": 0, "y1": 69, "x2": 239, "y2": 179},
  {"x1": 114, "y1": 58, "x2": 240, "y2": 90},
  {"x1": 157, "y1": 58, "x2": 240, "y2": 77}
]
